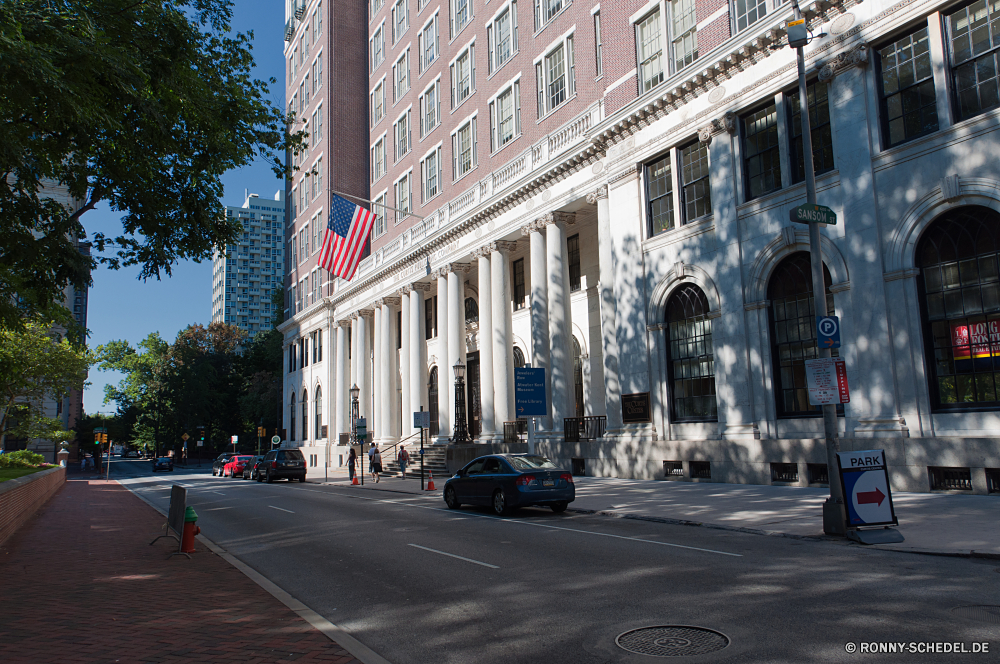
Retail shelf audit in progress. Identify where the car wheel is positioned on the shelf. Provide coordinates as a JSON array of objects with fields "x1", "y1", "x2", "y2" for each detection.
[
  {"x1": 256, "y1": 473, "x2": 263, "y2": 482},
  {"x1": 266, "y1": 470, "x2": 274, "y2": 483},
  {"x1": 299, "y1": 476, "x2": 306, "y2": 482},
  {"x1": 212, "y1": 468, "x2": 217, "y2": 476},
  {"x1": 550, "y1": 501, "x2": 569, "y2": 513},
  {"x1": 445, "y1": 486, "x2": 461, "y2": 510},
  {"x1": 492, "y1": 489, "x2": 509, "y2": 516}
]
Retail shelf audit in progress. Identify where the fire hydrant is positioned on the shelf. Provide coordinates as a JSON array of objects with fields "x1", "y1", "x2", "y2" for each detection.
[{"x1": 181, "y1": 506, "x2": 200, "y2": 553}]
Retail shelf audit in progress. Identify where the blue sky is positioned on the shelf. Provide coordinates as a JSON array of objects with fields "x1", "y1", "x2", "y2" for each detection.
[{"x1": 83, "y1": 0, "x2": 286, "y2": 416}]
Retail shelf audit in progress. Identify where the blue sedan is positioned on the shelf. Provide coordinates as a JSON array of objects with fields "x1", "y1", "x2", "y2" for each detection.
[
  {"x1": 151, "y1": 457, "x2": 174, "y2": 472},
  {"x1": 443, "y1": 454, "x2": 575, "y2": 515}
]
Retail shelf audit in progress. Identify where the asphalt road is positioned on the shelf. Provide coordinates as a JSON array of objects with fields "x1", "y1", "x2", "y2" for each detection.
[{"x1": 113, "y1": 458, "x2": 1000, "y2": 663}]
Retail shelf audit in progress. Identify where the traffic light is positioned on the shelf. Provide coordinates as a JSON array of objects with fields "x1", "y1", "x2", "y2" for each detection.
[{"x1": 197, "y1": 426, "x2": 205, "y2": 441}]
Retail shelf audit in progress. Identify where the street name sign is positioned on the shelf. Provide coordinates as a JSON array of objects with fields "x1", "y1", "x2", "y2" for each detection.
[
  {"x1": 515, "y1": 367, "x2": 547, "y2": 417},
  {"x1": 804, "y1": 358, "x2": 850, "y2": 405},
  {"x1": 790, "y1": 203, "x2": 836, "y2": 225},
  {"x1": 817, "y1": 315, "x2": 841, "y2": 349},
  {"x1": 836, "y1": 449, "x2": 898, "y2": 527}
]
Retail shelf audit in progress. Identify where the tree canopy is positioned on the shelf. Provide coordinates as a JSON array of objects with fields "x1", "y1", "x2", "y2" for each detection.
[{"x1": 0, "y1": 0, "x2": 302, "y2": 327}]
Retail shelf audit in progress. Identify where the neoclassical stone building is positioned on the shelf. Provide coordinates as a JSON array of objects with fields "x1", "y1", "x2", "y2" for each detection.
[{"x1": 281, "y1": 0, "x2": 1000, "y2": 494}]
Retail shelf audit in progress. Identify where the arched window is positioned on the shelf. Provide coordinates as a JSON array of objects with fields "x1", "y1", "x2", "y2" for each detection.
[
  {"x1": 767, "y1": 252, "x2": 836, "y2": 417},
  {"x1": 513, "y1": 346, "x2": 525, "y2": 368},
  {"x1": 666, "y1": 284, "x2": 717, "y2": 421},
  {"x1": 301, "y1": 389, "x2": 309, "y2": 441},
  {"x1": 427, "y1": 366, "x2": 439, "y2": 436},
  {"x1": 572, "y1": 336, "x2": 585, "y2": 417},
  {"x1": 314, "y1": 386, "x2": 323, "y2": 438},
  {"x1": 465, "y1": 297, "x2": 479, "y2": 323},
  {"x1": 917, "y1": 206, "x2": 1000, "y2": 409},
  {"x1": 289, "y1": 393, "x2": 296, "y2": 442}
]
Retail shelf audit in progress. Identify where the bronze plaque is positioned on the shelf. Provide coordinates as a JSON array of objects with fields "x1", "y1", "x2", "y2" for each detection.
[{"x1": 622, "y1": 392, "x2": 651, "y2": 423}]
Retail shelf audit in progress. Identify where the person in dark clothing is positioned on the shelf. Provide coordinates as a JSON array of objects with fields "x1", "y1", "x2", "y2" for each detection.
[{"x1": 347, "y1": 447, "x2": 357, "y2": 482}]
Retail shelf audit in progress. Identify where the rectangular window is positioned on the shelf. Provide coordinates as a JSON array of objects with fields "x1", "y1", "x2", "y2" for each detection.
[
  {"x1": 313, "y1": 158, "x2": 323, "y2": 199},
  {"x1": 312, "y1": 105, "x2": 323, "y2": 141},
  {"x1": 421, "y1": 146, "x2": 442, "y2": 200},
  {"x1": 646, "y1": 153, "x2": 674, "y2": 236},
  {"x1": 949, "y1": 1, "x2": 1000, "y2": 121},
  {"x1": 452, "y1": 116, "x2": 478, "y2": 179},
  {"x1": 734, "y1": 0, "x2": 767, "y2": 33},
  {"x1": 636, "y1": 11, "x2": 664, "y2": 93},
  {"x1": 537, "y1": 37, "x2": 575, "y2": 118},
  {"x1": 425, "y1": 295, "x2": 438, "y2": 338},
  {"x1": 672, "y1": 0, "x2": 698, "y2": 70},
  {"x1": 787, "y1": 80, "x2": 835, "y2": 184},
  {"x1": 372, "y1": 136, "x2": 386, "y2": 181},
  {"x1": 299, "y1": 230, "x2": 307, "y2": 263},
  {"x1": 371, "y1": 24, "x2": 385, "y2": 71},
  {"x1": 534, "y1": 0, "x2": 565, "y2": 30},
  {"x1": 395, "y1": 172, "x2": 411, "y2": 223},
  {"x1": 393, "y1": 0, "x2": 408, "y2": 42},
  {"x1": 373, "y1": 193, "x2": 388, "y2": 237},
  {"x1": 304, "y1": 223, "x2": 311, "y2": 255},
  {"x1": 393, "y1": 50, "x2": 410, "y2": 101},
  {"x1": 679, "y1": 141, "x2": 711, "y2": 220},
  {"x1": 394, "y1": 110, "x2": 411, "y2": 160},
  {"x1": 313, "y1": 214, "x2": 321, "y2": 252},
  {"x1": 568, "y1": 233, "x2": 581, "y2": 291},
  {"x1": 452, "y1": 0, "x2": 471, "y2": 36},
  {"x1": 594, "y1": 11, "x2": 602, "y2": 77},
  {"x1": 419, "y1": 79, "x2": 442, "y2": 136},
  {"x1": 488, "y1": 3, "x2": 518, "y2": 73},
  {"x1": 419, "y1": 14, "x2": 439, "y2": 72},
  {"x1": 371, "y1": 0, "x2": 385, "y2": 20},
  {"x1": 318, "y1": 328, "x2": 323, "y2": 362},
  {"x1": 371, "y1": 80, "x2": 385, "y2": 125},
  {"x1": 315, "y1": 2, "x2": 323, "y2": 38},
  {"x1": 878, "y1": 27, "x2": 938, "y2": 147},
  {"x1": 490, "y1": 81, "x2": 521, "y2": 151},
  {"x1": 512, "y1": 258, "x2": 525, "y2": 309},
  {"x1": 742, "y1": 102, "x2": 781, "y2": 200},
  {"x1": 312, "y1": 55, "x2": 323, "y2": 95},
  {"x1": 451, "y1": 45, "x2": 476, "y2": 107}
]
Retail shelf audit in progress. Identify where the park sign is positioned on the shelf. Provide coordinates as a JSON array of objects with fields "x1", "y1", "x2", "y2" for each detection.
[{"x1": 790, "y1": 203, "x2": 836, "y2": 225}]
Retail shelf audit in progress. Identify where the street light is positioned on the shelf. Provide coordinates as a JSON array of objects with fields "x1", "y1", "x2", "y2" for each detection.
[
  {"x1": 452, "y1": 360, "x2": 469, "y2": 443},
  {"x1": 350, "y1": 383, "x2": 363, "y2": 485}
]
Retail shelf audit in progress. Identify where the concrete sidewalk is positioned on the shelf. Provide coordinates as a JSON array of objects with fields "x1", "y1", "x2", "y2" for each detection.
[
  {"x1": 0, "y1": 476, "x2": 365, "y2": 664},
  {"x1": 321, "y1": 466, "x2": 1000, "y2": 557}
]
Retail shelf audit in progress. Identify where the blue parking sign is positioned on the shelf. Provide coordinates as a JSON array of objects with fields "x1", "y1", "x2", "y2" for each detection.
[{"x1": 817, "y1": 315, "x2": 841, "y2": 349}]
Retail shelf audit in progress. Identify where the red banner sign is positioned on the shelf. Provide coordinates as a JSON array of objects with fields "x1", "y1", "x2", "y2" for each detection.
[{"x1": 951, "y1": 321, "x2": 1000, "y2": 360}]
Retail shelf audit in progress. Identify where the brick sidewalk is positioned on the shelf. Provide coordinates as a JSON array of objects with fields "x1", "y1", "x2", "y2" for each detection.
[{"x1": 0, "y1": 478, "x2": 363, "y2": 664}]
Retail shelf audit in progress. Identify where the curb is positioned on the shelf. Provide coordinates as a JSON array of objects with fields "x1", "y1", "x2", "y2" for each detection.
[{"x1": 121, "y1": 477, "x2": 393, "y2": 664}]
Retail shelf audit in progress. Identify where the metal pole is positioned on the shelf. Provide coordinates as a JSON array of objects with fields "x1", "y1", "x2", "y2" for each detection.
[
  {"x1": 790, "y1": 0, "x2": 846, "y2": 535},
  {"x1": 420, "y1": 406, "x2": 425, "y2": 491}
]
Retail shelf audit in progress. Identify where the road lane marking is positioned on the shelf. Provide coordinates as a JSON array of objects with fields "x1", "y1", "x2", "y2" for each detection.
[
  {"x1": 203, "y1": 507, "x2": 234, "y2": 511},
  {"x1": 408, "y1": 544, "x2": 499, "y2": 569},
  {"x1": 268, "y1": 505, "x2": 295, "y2": 513}
]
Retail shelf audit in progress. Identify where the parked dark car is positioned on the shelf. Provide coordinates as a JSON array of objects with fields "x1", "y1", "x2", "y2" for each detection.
[
  {"x1": 212, "y1": 453, "x2": 234, "y2": 477},
  {"x1": 243, "y1": 456, "x2": 265, "y2": 480},
  {"x1": 151, "y1": 457, "x2": 174, "y2": 473},
  {"x1": 257, "y1": 449, "x2": 307, "y2": 483},
  {"x1": 444, "y1": 454, "x2": 575, "y2": 515}
]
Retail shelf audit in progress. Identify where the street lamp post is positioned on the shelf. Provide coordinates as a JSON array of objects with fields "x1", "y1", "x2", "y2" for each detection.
[
  {"x1": 452, "y1": 360, "x2": 469, "y2": 443},
  {"x1": 787, "y1": 1, "x2": 846, "y2": 535},
  {"x1": 350, "y1": 383, "x2": 362, "y2": 485}
]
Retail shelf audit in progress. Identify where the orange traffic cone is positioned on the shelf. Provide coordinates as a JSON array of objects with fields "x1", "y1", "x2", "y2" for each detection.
[
  {"x1": 352, "y1": 474, "x2": 359, "y2": 485},
  {"x1": 426, "y1": 471, "x2": 435, "y2": 491}
]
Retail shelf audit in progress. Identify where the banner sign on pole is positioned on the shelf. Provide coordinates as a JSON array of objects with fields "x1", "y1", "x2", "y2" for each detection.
[
  {"x1": 515, "y1": 368, "x2": 547, "y2": 417},
  {"x1": 804, "y1": 358, "x2": 850, "y2": 405},
  {"x1": 817, "y1": 316, "x2": 841, "y2": 349},
  {"x1": 836, "y1": 449, "x2": 898, "y2": 528}
]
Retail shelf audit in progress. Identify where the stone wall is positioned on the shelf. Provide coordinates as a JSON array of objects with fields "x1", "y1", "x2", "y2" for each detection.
[{"x1": 0, "y1": 466, "x2": 66, "y2": 547}]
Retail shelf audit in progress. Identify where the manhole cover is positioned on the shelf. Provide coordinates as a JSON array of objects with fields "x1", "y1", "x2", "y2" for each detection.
[
  {"x1": 616, "y1": 626, "x2": 730, "y2": 657},
  {"x1": 952, "y1": 605, "x2": 1000, "y2": 624}
]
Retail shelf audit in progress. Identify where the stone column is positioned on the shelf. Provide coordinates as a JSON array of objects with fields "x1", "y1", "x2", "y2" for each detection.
[
  {"x1": 473, "y1": 247, "x2": 495, "y2": 441},
  {"x1": 522, "y1": 220, "x2": 553, "y2": 430},
  {"x1": 356, "y1": 311, "x2": 371, "y2": 423},
  {"x1": 335, "y1": 320, "x2": 349, "y2": 440},
  {"x1": 491, "y1": 241, "x2": 517, "y2": 429},
  {"x1": 446, "y1": 264, "x2": 470, "y2": 440},
  {"x1": 435, "y1": 269, "x2": 450, "y2": 440},
  {"x1": 399, "y1": 287, "x2": 412, "y2": 439},
  {"x1": 544, "y1": 212, "x2": 577, "y2": 432},
  {"x1": 588, "y1": 186, "x2": 623, "y2": 436},
  {"x1": 372, "y1": 302, "x2": 382, "y2": 441},
  {"x1": 409, "y1": 284, "x2": 429, "y2": 419},
  {"x1": 383, "y1": 296, "x2": 401, "y2": 442}
]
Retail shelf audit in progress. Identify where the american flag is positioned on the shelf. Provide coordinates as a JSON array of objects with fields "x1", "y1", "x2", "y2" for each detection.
[{"x1": 318, "y1": 194, "x2": 376, "y2": 280}]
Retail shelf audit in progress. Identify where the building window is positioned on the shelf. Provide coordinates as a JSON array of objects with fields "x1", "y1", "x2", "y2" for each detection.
[
  {"x1": 312, "y1": 55, "x2": 323, "y2": 96},
  {"x1": 948, "y1": 2, "x2": 1000, "y2": 121},
  {"x1": 666, "y1": 284, "x2": 716, "y2": 421},
  {"x1": 312, "y1": 104, "x2": 323, "y2": 141},
  {"x1": 371, "y1": 0, "x2": 385, "y2": 20},
  {"x1": 568, "y1": 233, "x2": 581, "y2": 291},
  {"x1": 393, "y1": 0, "x2": 409, "y2": 42},
  {"x1": 373, "y1": 192, "x2": 388, "y2": 237},
  {"x1": 512, "y1": 257, "x2": 525, "y2": 309},
  {"x1": 513, "y1": 346, "x2": 525, "y2": 367},
  {"x1": 419, "y1": 78, "x2": 442, "y2": 136},
  {"x1": 313, "y1": 159, "x2": 322, "y2": 199},
  {"x1": 488, "y1": 3, "x2": 518, "y2": 74},
  {"x1": 593, "y1": 10, "x2": 602, "y2": 77},
  {"x1": 394, "y1": 172, "x2": 412, "y2": 223},
  {"x1": 679, "y1": 141, "x2": 711, "y2": 221},
  {"x1": 646, "y1": 153, "x2": 674, "y2": 236},
  {"x1": 393, "y1": 50, "x2": 410, "y2": 102},
  {"x1": 878, "y1": 27, "x2": 938, "y2": 148},
  {"x1": 489, "y1": 80, "x2": 521, "y2": 151},
  {"x1": 671, "y1": 0, "x2": 697, "y2": 70},
  {"x1": 636, "y1": 10, "x2": 664, "y2": 93},
  {"x1": 451, "y1": 0, "x2": 471, "y2": 36},
  {"x1": 734, "y1": 0, "x2": 767, "y2": 33},
  {"x1": 371, "y1": 23, "x2": 385, "y2": 71},
  {"x1": 768, "y1": 252, "x2": 837, "y2": 417},
  {"x1": 394, "y1": 110, "x2": 411, "y2": 160},
  {"x1": 289, "y1": 393, "x2": 296, "y2": 441},
  {"x1": 315, "y1": 2, "x2": 323, "y2": 39},
  {"x1": 315, "y1": 386, "x2": 323, "y2": 438},
  {"x1": 425, "y1": 294, "x2": 438, "y2": 338},
  {"x1": 451, "y1": 116, "x2": 477, "y2": 180},
  {"x1": 317, "y1": 328, "x2": 323, "y2": 362},
  {"x1": 465, "y1": 296, "x2": 479, "y2": 322},
  {"x1": 371, "y1": 79, "x2": 385, "y2": 125},
  {"x1": 536, "y1": 36, "x2": 574, "y2": 118},
  {"x1": 371, "y1": 135, "x2": 386, "y2": 182},
  {"x1": 918, "y1": 206, "x2": 1000, "y2": 409},
  {"x1": 419, "y1": 13, "x2": 439, "y2": 73},
  {"x1": 428, "y1": 367, "x2": 440, "y2": 435},
  {"x1": 572, "y1": 336, "x2": 584, "y2": 416},
  {"x1": 742, "y1": 102, "x2": 781, "y2": 201},
  {"x1": 451, "y1": 44, "x2": 476, "y2": 107},
  {"x1": 421, "y1": 145, "x2": 442, "y2": 201},
  {"x1": 534, "y1": 0, "x2": 566, "y2": 31},
  {"x1": 787, "y1": 80, "x2": 834, "y2": 184},
  {"x1": 301, "y1": 390, "x2": 309, "y2": 440}
]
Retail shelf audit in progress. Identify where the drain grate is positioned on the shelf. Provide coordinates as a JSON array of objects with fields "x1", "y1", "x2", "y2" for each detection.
[
  {"x1": 952, "y1": 605, "x2": 1000, "y2": 624},
  {"x1": 616, "y1": 626, "x2": 730, "y2": 657}
]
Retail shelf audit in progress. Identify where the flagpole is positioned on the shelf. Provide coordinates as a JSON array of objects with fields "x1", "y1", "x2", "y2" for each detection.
[{"x1": 330, "y1": 189, "x2": 418, "y2": 220}]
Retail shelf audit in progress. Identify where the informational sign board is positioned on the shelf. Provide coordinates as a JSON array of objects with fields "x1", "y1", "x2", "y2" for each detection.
[
  {"x1": 515, "y1": 368, "x2": 547, "y2": 417},
  {"x1": 622, "y1": 393, "x2": 652, "y2": 423},
  {"x1": 271, "y1": 435, "x2": 281, "y2": 445},
  {"x1": 413, "y1": 411, "x2": 431, "y2": 429},
  {"x1": 197, "y1": 441, "x2": 204, "y2": 447},
  {"x1": 817, "y1": 316, "x2": 841, "y2": 349},
  {"x1": 789, "y1": 203, "x2": 837, "y2": 225},
  {"x1": 230, "y1": 435, "x2": 238, "y2": 444},
  {"x1": 804, "y1": 358, "x2": 850, "y2": 405},
  {"x1": 355, "y1": 417, "x2": 367, "y2": 441},
  {"x1": 836, "y1": 449, "x2": 898, "y2": 527}
]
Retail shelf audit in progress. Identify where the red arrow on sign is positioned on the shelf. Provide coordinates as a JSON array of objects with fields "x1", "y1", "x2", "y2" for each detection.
[{"x1": 857, "y1": 487, "x2": 885, "y2": 506}]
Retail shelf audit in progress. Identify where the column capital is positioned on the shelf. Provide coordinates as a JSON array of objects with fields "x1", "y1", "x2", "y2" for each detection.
[
  {"x1": 410, "y1": 282, "x2": 433, "y2": 292},
  {"x1": 538, "y1": 211, "x2": 577, "y2": 227},
  {"x1": 585, "y1": 185, "x2": 609, "y2": 204},
  {"x1": 383, "y1": 296, "x2": 402, "y2": 306},
  {"x1": 400, "y1": 285, "x2": 413, "y2": 295},
  {"x1": 489, "y1": 240, "x2": 518, "y2": 254},
  {"x1": 437, "y1": 262, "x2": 472, "y2": 276},
  {"x1": 337, "y1": 319, "x2": 352, "y2": 328},
  {"x1": 520, "y1": 220, "x2": 543, "y2": 236},
  {"x1": 471, "y1": 245, "x2": 492, "y2": 260},
  {"x1": 357, "y1": 308, "x2": 374, "y2": 318}
]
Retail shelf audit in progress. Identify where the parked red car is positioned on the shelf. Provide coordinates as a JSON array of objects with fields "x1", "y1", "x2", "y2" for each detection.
[{"x1": 223, "y1": 455, "x2": 254, "y2": 477}]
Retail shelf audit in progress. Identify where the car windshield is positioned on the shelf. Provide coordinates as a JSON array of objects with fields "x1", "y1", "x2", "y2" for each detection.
[
  {"x1": 157, "y1": 458, "x2": 171, "y2": 462},
  {"x1": 236, "y1": 456, "x2": 252, "y2": 461},
  {"x1": 507, "y1": 455, "x2": 557, "y2": 470}
]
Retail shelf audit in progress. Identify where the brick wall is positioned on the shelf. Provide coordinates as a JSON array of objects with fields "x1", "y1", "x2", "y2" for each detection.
[
  {"x1": 0, "y1": 467, "x2": 66, "y2": 547},
  {"x1": 697, "y1": 13, "x2": 731, "y2": 55}
]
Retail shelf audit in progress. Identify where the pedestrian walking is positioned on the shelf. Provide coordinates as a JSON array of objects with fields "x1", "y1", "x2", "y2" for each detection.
[
  {"x1": 397, "y1": 446, "x2": 410, "y2": 479},
  {"x1": 367, "y1": 443, "x2": 376, "y2": 480},
  {"x1": 347, "y1": 447, "x2": 357, "y2": 483},
  {"x1": 372, "y1": 445, "x2": 382, "y2": 483}
]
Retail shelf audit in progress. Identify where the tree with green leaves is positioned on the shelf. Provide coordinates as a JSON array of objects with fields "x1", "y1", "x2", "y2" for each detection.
[
  {"x1": 0, "y1": 318, "x2": 92, "y2": 450},
  {"x1": 0, "y1": 0, "x2": 305, "y2": 327}
]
